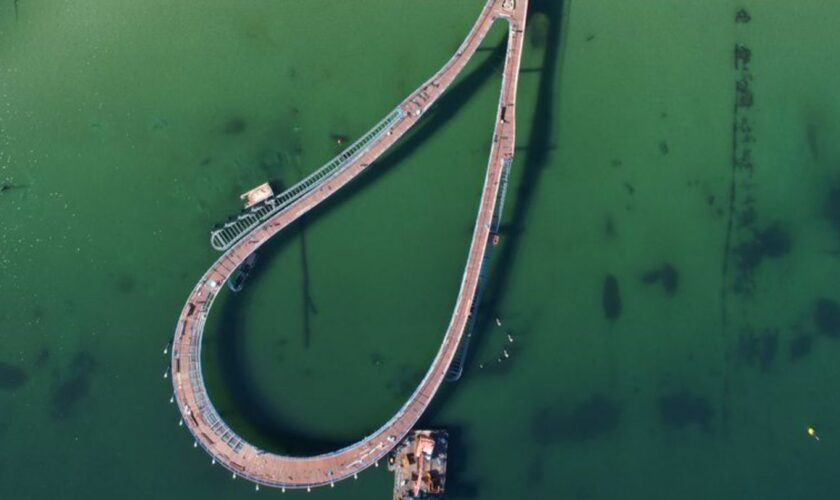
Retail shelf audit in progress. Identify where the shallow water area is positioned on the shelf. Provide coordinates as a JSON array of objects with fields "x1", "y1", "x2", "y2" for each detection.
[{"x1": 2, "y1": 1, "x2": 840, "y2": 499}]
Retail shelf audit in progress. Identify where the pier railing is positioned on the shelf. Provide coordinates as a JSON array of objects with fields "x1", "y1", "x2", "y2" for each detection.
[{"x1": 210, "y1": 107, "x2": 407, "y2": 251}]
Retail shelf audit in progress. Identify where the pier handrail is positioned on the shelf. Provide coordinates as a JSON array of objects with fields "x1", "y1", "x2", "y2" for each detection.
[{"x1": 210, "y1": 108, "x2": 406, "y2": 251}]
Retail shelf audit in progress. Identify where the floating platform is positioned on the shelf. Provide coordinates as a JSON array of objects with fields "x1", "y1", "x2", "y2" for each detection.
[
  {"x1": 388, "y1": 430, "x2": 448, "y2": 500},
  {"x1": 240, "y1": 182, "x2": 274, "y2": 208}
]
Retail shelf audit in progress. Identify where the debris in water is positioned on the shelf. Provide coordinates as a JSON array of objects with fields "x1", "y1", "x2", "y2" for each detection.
[{"x1": 735, "y1": 8, "x2": 751, "y2": 23}]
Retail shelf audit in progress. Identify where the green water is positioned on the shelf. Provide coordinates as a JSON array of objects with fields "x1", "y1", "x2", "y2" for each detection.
[{"x1": 2, "y1": 0, "x2": 840, "y2": 498}]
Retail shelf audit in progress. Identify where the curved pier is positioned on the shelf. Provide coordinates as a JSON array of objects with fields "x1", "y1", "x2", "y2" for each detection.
[{"x1": 171, "y1": 0, "x2": 528, "y2": 489}]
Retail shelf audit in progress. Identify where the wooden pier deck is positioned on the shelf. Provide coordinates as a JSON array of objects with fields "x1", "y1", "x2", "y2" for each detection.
[{"x1": 170, "y1": 0, "x2": 529, "y2": 490}]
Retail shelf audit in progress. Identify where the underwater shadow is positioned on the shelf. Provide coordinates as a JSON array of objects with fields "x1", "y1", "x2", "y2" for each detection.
[{"x1": 213, "y1": 267, "x2": 350, "y2": 455}]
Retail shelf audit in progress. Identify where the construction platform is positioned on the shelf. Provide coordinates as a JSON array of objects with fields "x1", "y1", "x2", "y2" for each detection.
[{"x1": 387, "y1": 430, "x2": 448, "y2": 499}]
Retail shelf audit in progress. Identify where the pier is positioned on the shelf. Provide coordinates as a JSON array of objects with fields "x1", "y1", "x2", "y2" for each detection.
[{"x1": 170, "y1": 0, "x2": 529, "y2": 489}]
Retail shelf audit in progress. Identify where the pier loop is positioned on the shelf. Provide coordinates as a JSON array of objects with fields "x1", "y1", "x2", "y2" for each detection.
[{"x1": 171, "y1": 0, "x2": 529, "y2": 490}]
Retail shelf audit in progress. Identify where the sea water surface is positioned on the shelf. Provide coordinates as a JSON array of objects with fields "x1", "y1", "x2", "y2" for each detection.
[{"x1": 1, "y1": 1, "x2": 840, "y2": 499}]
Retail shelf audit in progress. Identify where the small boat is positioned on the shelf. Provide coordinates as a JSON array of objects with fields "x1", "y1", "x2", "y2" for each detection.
[{"x1": 228, "y1": 254, "x2": 258, "y2": 293}]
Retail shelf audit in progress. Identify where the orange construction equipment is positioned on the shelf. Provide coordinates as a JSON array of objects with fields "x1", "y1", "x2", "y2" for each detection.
[{"x1": 411, "y1": 435, "x2": 436, "y2": 497}]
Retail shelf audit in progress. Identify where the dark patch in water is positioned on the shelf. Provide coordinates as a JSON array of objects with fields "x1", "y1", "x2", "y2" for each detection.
[
  {"x1": 222, "y1": 117, "x2": 247, "y2": 135},
  {"x1": 658, "y1": 390, "x2": 713, "y2": 431},
  {"x1": 659, "y1": 141, "x2": 669, "y2": 155},
  {"x1": 34, "y1": 347, "x2": 50, "y2": 368},
  {"x1": 642, "y1": 269, "x2": 660, "y2": 284},
  {"x1": 370, "y1": 352, "x2": 383, "y2": 367},
  {"x1": 805, "y1": 123, "x2": 819, "y2": 159},
  {"x1": 789, "y1": 334, "x2": 813, "y2": 361},
  {"x1": 602, "y1": 275, "x2": 622, "y2": 320},
  {"x1": 0, "y1": 362, "x2": 28, "y2": 390},
  {"x1": 815, "y1": 298, "x2": 840, "y2": 338},
  {"x1": 642, "y1": 263, "x2": 679, "y2": 296},
  {"x1": 735, "y1": 8, "x2": 751, "y2": 23},
  {"x1": 51, "y1": 351, "x2": 98, "y2": 419},
  {"x1": 661, "y1": 263, "x2": 679, "y2": 295},
  {"x1": 116, "y1": 274, "x2": 136, "y2": 294},
  {"x1": 531, "y1": 394, "x2": 621, "y2": 444},
  {"x1": 736, "y1": 328, "x2": 778, "y2": 371},
  {"x1": 736, "y1": 222, "x2": 791, "y2": 274},
  {"x1": 826, "y1": 187, "x2": 840, "y2": 240},
  {"x1": 604, "y1": 216, "x2": 616, "y2": 239},
  {"x1": 434, "y1": 426, "x2": 479, "y2": 499},
  {"x1": 0, "y1": 180, "x2": 25, "y2": 195},
  {"x1": 527, "y1": 454, "x2": 545, "y2": 486},
  {"x1": 31, "y1": 306, "x2": 45, "y2": 321}
]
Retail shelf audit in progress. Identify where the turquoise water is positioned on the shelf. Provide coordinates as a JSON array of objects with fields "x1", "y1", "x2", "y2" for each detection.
[{"x1": 2, "y1": 1, "x2": 840, "y2": 498}]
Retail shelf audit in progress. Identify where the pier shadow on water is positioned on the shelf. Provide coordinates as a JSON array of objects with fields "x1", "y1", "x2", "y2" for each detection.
[
  {"x1": 213, "y1": 226, "x2": 359, "y2": 455},
  {"x1": 210, "y1": 36, "x2": 517, "y2": 455},
  {"x1": 423, "y1": 0, "x2": 567, "y2": 419}
]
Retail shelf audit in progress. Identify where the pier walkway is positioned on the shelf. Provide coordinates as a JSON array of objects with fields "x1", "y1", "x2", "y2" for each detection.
[{"x1": 170, "y1": 0, "x2": 528, "y2": 490}]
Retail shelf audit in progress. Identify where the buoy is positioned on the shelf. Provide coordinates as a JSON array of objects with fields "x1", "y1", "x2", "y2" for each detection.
[
  {"x1": 808, "y1": 426, "x2": 820, "y2": 441},
  {"x1": 193, "y1": 441, "x2": 198, "y2": 448},
  {"x1": 212, "y1": 458, "x2": 216, "y2": 465},
  {"x1": 164, "y1": 370, "x2": 169, "y2": 379},
  {"x1": 169, "y1": 396, "x2": 174, "y2": 404},
  {"x1": 179, "y1": 419, "x2": 183, "y2": 426}
]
